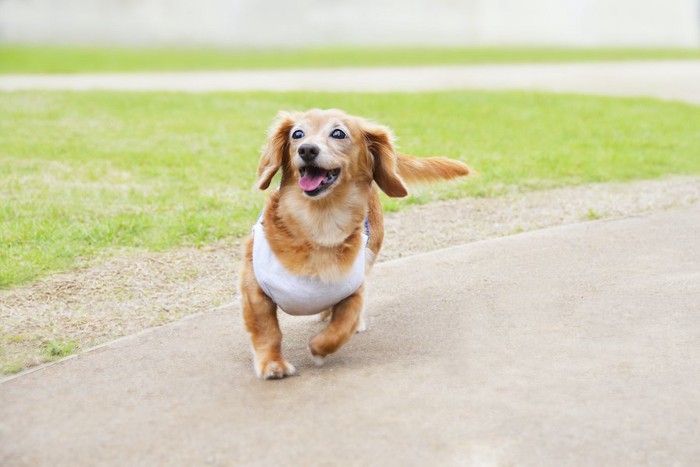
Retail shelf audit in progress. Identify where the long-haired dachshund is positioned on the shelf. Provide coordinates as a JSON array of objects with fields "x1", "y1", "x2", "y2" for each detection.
[{"x1": 240, "y1": 109, "x2": 470, "y2": 379}]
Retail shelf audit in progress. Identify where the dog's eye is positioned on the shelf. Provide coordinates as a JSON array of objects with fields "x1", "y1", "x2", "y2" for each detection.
[
  {"x1": 330, "y1": 129, "x2": 346, "y2": 139},
  {"x1": 292, "y1": 130, "x2": 304, "y2": 140}
]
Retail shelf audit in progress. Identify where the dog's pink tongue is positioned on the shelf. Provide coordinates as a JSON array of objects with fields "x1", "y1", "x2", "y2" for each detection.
[{"x1": 299, "y1": 172, "x2": 325, "y2": 191}]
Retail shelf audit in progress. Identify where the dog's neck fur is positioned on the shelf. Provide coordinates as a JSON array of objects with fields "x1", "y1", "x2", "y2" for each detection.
[{"x1": 278, "y1": 184, "x2": 369, "y2": 247}]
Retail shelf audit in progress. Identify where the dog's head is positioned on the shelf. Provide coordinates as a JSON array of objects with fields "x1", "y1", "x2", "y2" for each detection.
[{"x1": 256, "y1": 109, "x2": 408, "y2": 199}]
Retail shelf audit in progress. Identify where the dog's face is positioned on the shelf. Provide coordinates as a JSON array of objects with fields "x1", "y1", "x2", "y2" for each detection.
[
  {"x1": 288, "y1": 109, "x2": 360, "y2": 199},
  {"x1": 256, "y1": 109, "x2": 408, "y2": 199}
]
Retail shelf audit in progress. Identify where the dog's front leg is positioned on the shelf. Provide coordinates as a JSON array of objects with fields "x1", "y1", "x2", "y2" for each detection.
[
  {"x1": 241, "y1": 285, "x2": 296, "y2": 379},
  {"x1": 308, "y1": 284, "x2": 365, "y2": 364}
]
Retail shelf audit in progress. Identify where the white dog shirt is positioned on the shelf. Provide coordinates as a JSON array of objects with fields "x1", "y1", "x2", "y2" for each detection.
[{"x1": 252, "y1": 219, "x2": 367, "y2": 316}]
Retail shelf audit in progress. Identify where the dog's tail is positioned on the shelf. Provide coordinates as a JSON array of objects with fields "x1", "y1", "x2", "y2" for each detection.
[{"x1": 396, "y1": 153, "x2": 471, "y2": 183}]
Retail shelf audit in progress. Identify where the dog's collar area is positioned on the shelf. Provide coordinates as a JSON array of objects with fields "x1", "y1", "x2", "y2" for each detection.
[{"x1": 298, "y1": 166, "x2": 341, "y2": 196}]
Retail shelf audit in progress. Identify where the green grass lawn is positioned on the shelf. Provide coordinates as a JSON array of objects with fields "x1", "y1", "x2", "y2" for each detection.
[
  {"x1": 1, "y1": 90, "x2": 700, "y2": 288},
  {"x1": 2, "y1": 45, "x2": 700, "y2": 73}
]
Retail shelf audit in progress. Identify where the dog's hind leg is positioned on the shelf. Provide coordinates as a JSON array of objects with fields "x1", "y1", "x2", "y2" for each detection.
[
  {"x1": 316, "y1": 308, "x2": 332, "y2": 323},
  {"x1": 317, "y1": 307, "x2": 365, "y2": 331},
  {"x1": 308, "y1": 284, "x2": 365, "y2": 364},
  {"x1": 356, "y1": 306, "x2": 368, "y2": 333}
]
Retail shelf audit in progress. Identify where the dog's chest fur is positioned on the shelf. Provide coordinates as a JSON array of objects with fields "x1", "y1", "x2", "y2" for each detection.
[
  {"x1": 280, "y1": 185, "x2": 366, "y2": 245},
  {"x1": 266, "y1": 188, "x2": 368, "y2": 282}
]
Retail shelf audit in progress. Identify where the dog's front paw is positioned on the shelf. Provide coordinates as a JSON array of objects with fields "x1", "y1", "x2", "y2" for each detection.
[
  {"x1": 308, "y1": 333, "x2": 332, "y2": 360},
  {"x1": 307, "y1": 338, "x2": 326, "y2": 366},
  {"x1": 254, "y1": 356, "x2": 297, "y2": 380},
  {"x1": 309, "y1": 351, "x2": 326, "y2": 367}
]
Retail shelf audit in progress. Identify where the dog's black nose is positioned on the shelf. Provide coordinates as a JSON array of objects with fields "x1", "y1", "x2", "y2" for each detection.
[{"x1": 298, "y1": 143, "x2": 320, "y2": 162}]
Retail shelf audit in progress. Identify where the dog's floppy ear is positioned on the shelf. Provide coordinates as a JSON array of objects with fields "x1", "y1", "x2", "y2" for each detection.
[
  {"x1": 256, "y1": 112, "x2": 295, "y2": 190},
  {"x1": 363, "y1": 123, "x2": 409, "y2": 198}
]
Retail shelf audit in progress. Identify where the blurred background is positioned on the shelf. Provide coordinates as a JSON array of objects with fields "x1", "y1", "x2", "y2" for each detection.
[{"x1": 1, "y1": 0, "x2": 699, "y2": 48}]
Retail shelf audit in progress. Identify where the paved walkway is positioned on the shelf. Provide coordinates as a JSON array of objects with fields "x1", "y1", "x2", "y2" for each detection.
[
  {"x1": 2, "y1": 206, "x2": 699, "y2": 465},
  {"x1": 1, "y1": 60, "x2": 700, "y2": 104}
]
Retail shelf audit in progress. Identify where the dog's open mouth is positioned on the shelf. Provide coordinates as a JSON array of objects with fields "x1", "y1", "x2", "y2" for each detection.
[{"x1": 298, "y1": 166, "x2": 341, "y2": 197}]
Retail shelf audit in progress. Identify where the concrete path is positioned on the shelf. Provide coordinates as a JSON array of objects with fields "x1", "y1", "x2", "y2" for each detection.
[
  {"x1": 2, "y1": 60, "x2": 700, "y2": 104},
  {"x1": 2, "y1": 206, "x2": 699, "y2": 466}
]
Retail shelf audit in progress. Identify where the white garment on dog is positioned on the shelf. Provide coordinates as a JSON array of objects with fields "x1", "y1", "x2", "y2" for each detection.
[{"x1": 252, "y1": 219, "x2": 367, "y2": 316}]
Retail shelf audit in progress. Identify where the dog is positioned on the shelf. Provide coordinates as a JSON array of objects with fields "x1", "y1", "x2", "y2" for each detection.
[{"x1": 239, "y1": 109, "x2": 470, "y2": 379}]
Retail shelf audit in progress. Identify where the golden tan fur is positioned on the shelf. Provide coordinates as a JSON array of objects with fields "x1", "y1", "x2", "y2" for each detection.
[{"x1": 240, "y1": 109, "x2": 470, "y2": 379}]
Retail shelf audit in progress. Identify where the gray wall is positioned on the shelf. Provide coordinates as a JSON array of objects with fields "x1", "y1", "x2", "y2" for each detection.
[{"x1": 1, "y1": 0, "x2": 698, "y2": 48}]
